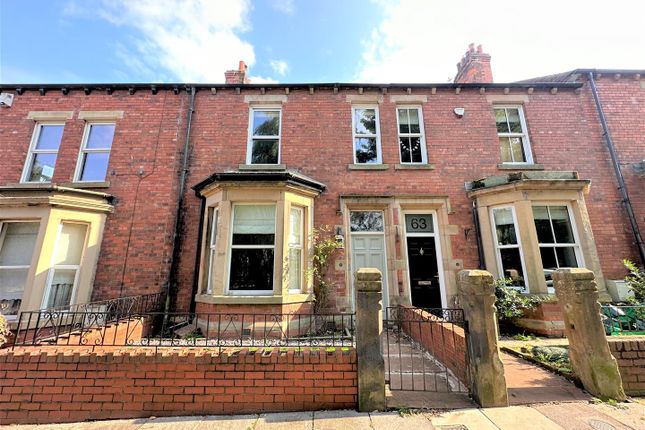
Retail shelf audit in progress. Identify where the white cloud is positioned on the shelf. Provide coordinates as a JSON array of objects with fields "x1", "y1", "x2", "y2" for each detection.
[
  {"x1": 269, "y1": 60, "x2": 289, "y2": 76},
  {"x1": 248, "y1": 75, "x2": 279, "y2": 84},
  {"x1": 357, "y1": 0, "x2": 645, "y2": 83},
  {"x1": 271, "y1": 0, "x2": 295, "y2": 15},
  {"x1": 93, "y1": 0, "x2": 262, "y2": 83}
]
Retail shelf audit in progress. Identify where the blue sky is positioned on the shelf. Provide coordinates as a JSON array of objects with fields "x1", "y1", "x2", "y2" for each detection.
[{"x1": 1, "y1": 0, "x2": 644, "y2": 84}]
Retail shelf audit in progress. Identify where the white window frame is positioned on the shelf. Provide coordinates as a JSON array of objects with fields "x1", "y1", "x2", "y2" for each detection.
[
  {"x1": 351, "y1": 105, "x2": 382, "y2": 164},
  {"x1": 246, "y1": 107, "x2": 282, "y2": 165},
  {"x1": 288, "y1": 206, "x2": 304, "y2": 293},
  {"x1": 532, "y1": 203, "x2": 585, "y2": 271},
  {"x1": 0, "y1": 220, "x2": 39, "y2": 319},
  {"x1": 205, "y1": 207, "x2": 219, "y2": 295},
  {"x1": 490, "y1": 205, "x2": 529, "y2": 293},
  {"x1": 226, "y1": 203, "x2": 277, "y2": 296},
  {"x1": 41, "y1": 222, "x2": 88, "y2": 309},
  {"x1": 21, "y1": 122, "x2": 65, "y2": 183},
  {"x1": 401, "y1": 210, "x2": 447, "y2": 308},
  {"x1": 396, "y1": 106, "x2": 428, "y2": 164},
  {"x1": 494, "y1": 105, "x2": 533, "y2": 165},
  {"x1": 73, "y1": 121, "x2": 115, "y2": 182}
]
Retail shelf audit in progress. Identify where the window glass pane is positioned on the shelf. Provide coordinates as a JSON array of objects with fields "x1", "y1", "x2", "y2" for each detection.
[
  {"x1": 80, "y1": 152, "x2": 110, "y2": 181},
  {"x1": 0, "y1": 268, "x2": 28, "y2": 316},
  {"x1": 410, "y1": 137, "x2": 422, "y2": 162},
  {"x1": 355, "y1": 137, "x2": 378, "y2": 163},
  {"x1": 494, "y1": 109, "x2": 509, "y2": 133},
  {"x1": 399, "y1": 138, "x2": 411, "y2": 163},
  {"x1": 493, "y1": 208, "x2": 517, "y2": 245},
  {"x1": 405, "y1": 214, "x2": 433, "y2": 233},
  {"x1": 35, "y1": 125, "x2": 64, "y2": 150},
  {"x1": 539, "y1": 247, "x2": 558, "y2": 270},
  {"x1": 550, "y1": 206, "x2": 575, "y2": 243},
  {"x1": 252, "y1": 111, "x2": 280, "y2": 136},
  {"x1": 233, "y1": 205, "x2": 276, "y2": 235},
  {"x1": 209, "y1": 210, "x2": 218, "y2": 247},
  {"x1": 408, "y1": 109, "x2": 420, "y2": 134},
  {"x1": 499, "y1": 248, "x2": 525, "y2": 286},
  {"x1": 0, "y1": 223, "x2": 39, "y2": 266},
  {"x1": 229, "y1": 249, "x2": 274, "y2": 290},
  {"x1": 28, "y1": 153, "x2": 57, "y2": 182},
  {"x1": 86, "y1": 124, "x2": 115, "y2": 149},
  {"x1": 289, "y1": 208, "x2": 302, "y2": 245},
  {"x1": 506, "y1": 108, "x2": 523, "y2": 133},
  {"x1": 288, "y1": 248, "x2": 302, "y2": 290},
  {"x1": 46, "y1": 268, "x2": 76, "y2": 308},
  {"x1": 251, "y1": 139, "x2": 279, "y2": 164},
  {"x1": 354, "y1": 109, "x2": 376, "y2": 135},
  {"x1": 398, "y1": 109, "x2": 409, "y2": 134},
  {"x1": 533, "y1": 206, "x2": 555, "y2": 243},
  {"x1": 556, "y1": 247, "x2": 578, "y2": 268},
  {"x1": 53, "y1": 223, "x2": 87, "y2": 266},
  {"x1": 509, "y1": 137, "x2": 526, "y2": 162},
  {"x1": 350, "y1": 211, "x2": 384, "y2": 232},
  {"x1": 499, "y1": 137, "x2": 512, "y2": 163}
]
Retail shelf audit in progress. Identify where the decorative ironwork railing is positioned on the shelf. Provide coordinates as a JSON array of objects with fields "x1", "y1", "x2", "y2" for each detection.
[
  {"x1": 602, "y1": 305, "x2": 645, "y2": 335},
  {"x1": 13, "y1": 309, "x2": 354, "y2": 350},
  {"x1": 385, "y1": 306, "x2": 466, "y2": 327}
]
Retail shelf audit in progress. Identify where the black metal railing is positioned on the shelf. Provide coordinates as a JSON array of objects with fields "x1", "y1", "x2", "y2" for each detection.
[
  {"x1": 602, "y1": 305, "x2": 645, "y2": 336},
  {"x1": 13, "y1": 309, "x2": 354, "y2": 350}
]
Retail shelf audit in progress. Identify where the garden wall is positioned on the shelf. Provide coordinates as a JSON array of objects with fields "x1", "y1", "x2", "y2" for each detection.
[
  {"x1": 607, "y1": 337, "x2": 645, "y2": 396},
  {"x1": 0, "y1": 346, "x2": 357, "y2": 425}
]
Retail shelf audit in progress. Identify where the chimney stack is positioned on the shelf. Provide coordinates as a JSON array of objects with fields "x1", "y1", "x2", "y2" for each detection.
[
  {"x1": 225, "y1": 60, "x2": 250, "y2": 84},
  {"x1": 454, "y1": 43, "x2": 493, "y2": 84}
]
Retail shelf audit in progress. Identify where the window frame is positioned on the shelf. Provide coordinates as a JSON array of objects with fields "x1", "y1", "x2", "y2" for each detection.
[
  {"x1": 226, "y1": 203, "x2": 277, "y2": 296},
  {"x1": 494, "y1": 105, "x2": 533, "y2": 165},
  {"x1": 288, "y1": 206, "x2": 305, "y2": 293},
  {"x1": 532, "y1": 203, "x2": 585, "y2": 272},
  {"x1": 21, "y1": 122, "x2": 65, "y2": 184},
  {"x1": 351, "y1": 105, "x2": 382, "y2": 164},
  {"x1": 490, "y1": 205, "x2": 529, "y2": 292},
  {"x1": 73, "y1": 121, "x2": 115, "y2": 183},
  {"x1": 396, "y1": 106, "x2": 428, "y2": 164},
  {"x1": 41, "y1": 222, "x2": 89, "y2": 309},
  {"x1": 246, "y1": 106, "x2": 282, "y2": 165},
  {"x1": 204, "y1": 207, "x2": 219, "y2": 295}
]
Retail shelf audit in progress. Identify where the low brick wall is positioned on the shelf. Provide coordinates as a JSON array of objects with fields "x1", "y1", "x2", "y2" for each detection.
[
  {"x1": 0, "y1": 346, "x2": 357, "y2": 425},
  {"x1": 397, "y1": 306, "x2": 468, "y2": 384},
  {"x1": 607, "y1": 337, "x2": 645, "y2": 396},
  {"x1": 516, "y1": 301, "x2": 565, "y2": 337}
]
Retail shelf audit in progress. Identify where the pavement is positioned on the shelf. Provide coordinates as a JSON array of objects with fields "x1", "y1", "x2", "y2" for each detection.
[{"x1": 3, "y1": 401, "x2": 645, "y2": 429}]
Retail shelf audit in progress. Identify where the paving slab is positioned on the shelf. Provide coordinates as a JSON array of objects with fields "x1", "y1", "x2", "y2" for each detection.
[
  {"x1": 195, "y1": 414, "x2": 258, "y2": 430},
  {"x1": 138, "y1": 415, "x2": 204, "y2": 429},
  {"x1": 481, "y1": 405, "x2": 564, "y2": 430},
  {"x1": 588, "y1": 402, "x2": 645, "y2": 430},
  {"x1": 531, "y1": 402, "x2": 634, "y2": 430},
  {"x1": 312, "y1": 410, "x2": 371, "y2": 430},
  {"x1": 369, "y1": 411, "x2": 434, "y2": 430},
  {"x1": 255, "y1": 412, "x2": 313, "y2": 430},
  {"x1": 428, "y1": 408, "x2": 498, "y2": 430},
  {"x1": 386, "y1": 390, "x2": 475, "y2": 409}
]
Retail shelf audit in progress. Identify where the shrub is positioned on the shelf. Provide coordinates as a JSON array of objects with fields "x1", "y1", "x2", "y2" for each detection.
[
  {"x1": 310, "y1": 226, "x2": 343, "y2": 314},
  {"x1": 624, "y1": 259, "x2": 645, "y2": 304},
  {"x1": 495, "y1": 278, "x2": 541, "y2": 322},
  {"x1": 0, "y1": 314, "x2": 10, "y2": 347}
]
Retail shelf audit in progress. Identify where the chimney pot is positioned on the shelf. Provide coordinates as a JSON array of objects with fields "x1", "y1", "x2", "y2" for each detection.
[
  {"x1": 468, "y1": 42, "x2": 475, "y2": 52},
  {"x1": 225, "y1": 60, "x2": 250, "y2": 84},
  {"x1": 477, "y1": 44, "x2": 483, "y2": 53}
]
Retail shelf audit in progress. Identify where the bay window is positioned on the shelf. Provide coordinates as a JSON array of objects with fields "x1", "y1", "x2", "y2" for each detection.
[
  {"x1": 288, "y1": 207, "x2": 304, "y2": 292},
  {"x1": 0, "y1": 222, "x2": 39, "y2": 318},
  {"x1": 491, "y1": 207, "x2": 527, "y2": 291},
  {"x1": 204, "y1": 207, "x2": 219, "y2": 294}
]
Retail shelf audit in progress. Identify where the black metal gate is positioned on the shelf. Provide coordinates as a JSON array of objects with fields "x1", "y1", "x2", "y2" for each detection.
[{"x1": 383, "y1": 306, "x2": 470, "y2": 393}]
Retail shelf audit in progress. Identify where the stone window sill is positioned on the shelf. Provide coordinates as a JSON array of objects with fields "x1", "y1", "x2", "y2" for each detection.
[
  {"x1": 347, "y1": 164, "x2": 389, "y2": 171},
  {"x1": 195, "y1": 293, "x2": 313, "y2": 305},
  {"x1": 238, "y1": 164, "x2": 286, "y2": 171},
  {"x1": 394, "y1": 163, "x2": 436, "y2": 170},
  {"x1": 497, "y1": 163, "x2": 544, "y2": 171},
  {"x1": 60, "y1": 181, "x2": 111, "y2": 189}
]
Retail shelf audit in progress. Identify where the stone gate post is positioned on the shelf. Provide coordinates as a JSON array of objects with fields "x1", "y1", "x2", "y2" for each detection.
[
  {"x1": 457, "y1": 270, "x2": 509, "y2": 407},
  {"x1": 553, "y1": 268, "x2": 626, "y2": 400},
  {"x1": 355, "y1": 268, "x2": 386, "y2": 412}
]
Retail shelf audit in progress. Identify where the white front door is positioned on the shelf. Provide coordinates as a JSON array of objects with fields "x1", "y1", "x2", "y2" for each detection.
[{"x1": 351, "y1": 233, "x2": 388, "y2": 312}]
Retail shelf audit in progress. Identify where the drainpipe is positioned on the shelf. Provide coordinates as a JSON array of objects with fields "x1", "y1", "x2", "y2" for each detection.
[
  {"x1": 588, "y1": 72, "x2": 645, "y2": 264},
  {"x1": 166, "y1": 86, "x2": 197, "y2": 312},
  {"x1": 472, "y1": 201, "x2": 486, "y2": 269}
]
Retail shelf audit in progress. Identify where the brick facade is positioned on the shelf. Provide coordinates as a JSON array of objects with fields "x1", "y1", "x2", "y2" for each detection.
[
  {"x1": 607, "y1": 337, "x2": 645, "y2": 396},
  {"x1": 0, "y1": 346, "x2": 357, "y2": 425}
]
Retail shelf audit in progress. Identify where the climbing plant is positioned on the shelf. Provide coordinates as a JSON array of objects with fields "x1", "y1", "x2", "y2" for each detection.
[
  {"x1": 310, "y1": 226, "x2": 343, "y2": 313},
  {"x1": 624, "y1": 259, "x2": 645, "y2": 304}
]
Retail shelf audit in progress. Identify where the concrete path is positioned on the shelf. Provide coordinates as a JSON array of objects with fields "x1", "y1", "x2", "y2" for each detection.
[
  {"x1": 501, "y1": 352, "x2": 591, "y2": 405},
  {"x1": 5, "y1": 402, "x2": 645, "y2": 429}
]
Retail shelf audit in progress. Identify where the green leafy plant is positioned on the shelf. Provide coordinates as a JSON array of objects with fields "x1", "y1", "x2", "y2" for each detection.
[
  {"x1": 310, "y1": 226, "x2": 343, "y2": 314},
  {"x1": 0, "y1": 314, "x2": 10, "y2": 348},
  {"x1": 495, "y1": 278, "x2": 541, "y2": 322},
  {"x1": 624, "y1": 259, "x2": 645, "y2": 304}
]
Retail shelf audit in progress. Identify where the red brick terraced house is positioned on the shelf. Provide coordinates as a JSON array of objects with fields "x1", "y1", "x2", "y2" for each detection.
[{"x1": 0, "y1": 46, "x2": 643, "y2": 336}]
